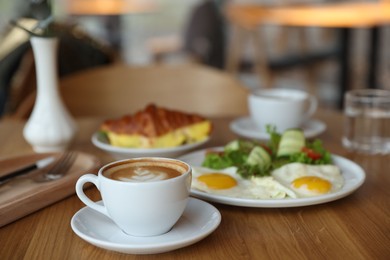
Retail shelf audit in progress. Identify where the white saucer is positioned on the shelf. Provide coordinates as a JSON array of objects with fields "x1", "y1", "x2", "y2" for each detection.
[
  {"x1": 230, "y1": 117, "x2": 326, "y2": 140},
  {"x1": 71, "y1": 198, "x2": 221, "y2": 255}
]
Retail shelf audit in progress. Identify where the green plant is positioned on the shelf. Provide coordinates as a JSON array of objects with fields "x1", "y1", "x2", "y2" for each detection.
[{"x1": 10, "y1": 0, "x2": 54, "y2": 37}]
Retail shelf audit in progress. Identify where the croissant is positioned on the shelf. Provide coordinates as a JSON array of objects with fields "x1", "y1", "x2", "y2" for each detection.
[{"x1": 100, "y1": 104, "x2": 212, "y2": 148}]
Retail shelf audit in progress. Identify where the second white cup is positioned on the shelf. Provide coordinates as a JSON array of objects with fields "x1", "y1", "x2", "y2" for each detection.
[{"x1": 248, "y1": 88, "x2": 318, "y2": 132}]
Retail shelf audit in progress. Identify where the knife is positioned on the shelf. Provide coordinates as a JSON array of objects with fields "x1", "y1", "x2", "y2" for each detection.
[{"x1": 0, "y1": 156, "x2": 56, "y2": 184}]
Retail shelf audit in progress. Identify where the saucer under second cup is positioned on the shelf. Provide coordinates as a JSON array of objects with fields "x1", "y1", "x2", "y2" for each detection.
[{"x1": 230, "y1": 117, "x2": 326, "y2": 140}]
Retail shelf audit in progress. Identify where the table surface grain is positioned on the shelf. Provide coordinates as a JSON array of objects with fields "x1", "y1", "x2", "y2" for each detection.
[{"x1": 0, "y1": 109, "x2": 389, "y2": 259}]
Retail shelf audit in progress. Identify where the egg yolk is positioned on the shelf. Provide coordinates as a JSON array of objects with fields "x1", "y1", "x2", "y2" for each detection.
[
  {"x1": 292, "y1": 176, "x2": 331, "y2": 194},
  {"x1": 197, "y1": 173, "x2": 237, "y2": 189}
]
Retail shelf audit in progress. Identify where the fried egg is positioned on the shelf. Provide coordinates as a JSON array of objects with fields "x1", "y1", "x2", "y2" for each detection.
[
  {"x1": 192, "y1": 167, "x2": 296, "y2": 199},
  {"x1": 271, "y1": 163, "x2": 344, "y2": 197}
]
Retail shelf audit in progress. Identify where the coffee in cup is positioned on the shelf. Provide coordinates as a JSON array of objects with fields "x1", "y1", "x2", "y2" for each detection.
[
  {"x1": 248, "y1": 88, "x2": 318, "y2": 132},
  {"x1": 76, "y1": 157, "x2": 191, "y2": 236},
  {"x1": 105, "y1": 162, "x2": 183, "y2": 182}
]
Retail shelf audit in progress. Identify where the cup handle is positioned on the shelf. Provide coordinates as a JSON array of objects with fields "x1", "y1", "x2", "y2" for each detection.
[
  {"x1": 303, "y1": 95, "x2": 318, "y2": 121},
  {"x1": 75, "y1": 174, "x2": 109, "y2": 217}
]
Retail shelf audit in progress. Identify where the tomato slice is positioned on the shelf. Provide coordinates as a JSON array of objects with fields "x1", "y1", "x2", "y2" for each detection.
[{"x1": 301, "y1": 147, "x2": 322, "y2": 160}]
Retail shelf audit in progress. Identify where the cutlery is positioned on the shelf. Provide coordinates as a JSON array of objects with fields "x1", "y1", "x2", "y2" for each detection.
[
  {"x1": 0, "y1": 156, "x2": 55, "y2": 184},
  {"x1": 36, "y1": 152, "x2": 77, "y2": 182}
]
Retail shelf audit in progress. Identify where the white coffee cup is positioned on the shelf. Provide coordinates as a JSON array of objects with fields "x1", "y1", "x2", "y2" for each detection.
[
  {"x1": 75, "y1": 157, "x2": 192, "y2": 237},
  {"x1": 248, "y1": 88, "x2": 318, "y2": 132}
]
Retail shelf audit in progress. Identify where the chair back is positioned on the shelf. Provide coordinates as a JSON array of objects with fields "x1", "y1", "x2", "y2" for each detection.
[{"x1": 18, "y1": 64, "x2": 249, "y2": 119}]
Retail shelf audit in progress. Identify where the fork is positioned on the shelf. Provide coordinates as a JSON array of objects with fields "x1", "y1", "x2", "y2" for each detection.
[{"x1": 36, "y1": 152, "x2": 77, "y2": 182}]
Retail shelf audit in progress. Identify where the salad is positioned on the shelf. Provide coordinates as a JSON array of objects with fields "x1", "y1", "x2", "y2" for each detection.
[{"x1": 202, "y1": 126, "x2": 332, "y2": 178}]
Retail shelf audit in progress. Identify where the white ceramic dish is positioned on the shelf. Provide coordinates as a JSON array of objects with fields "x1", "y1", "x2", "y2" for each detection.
[
  {"x1": 230, "y1": 117, "x2": 326, "y2": 140},
  {"x1": 71, "y1": 198, "x2": 221, "y2": 255},
  {"x1": 91, "y1": 132, "x2": 210, "y2": 160},
  {"x1": 178, "y1": 147, "x2": 366, "y2": 208}
]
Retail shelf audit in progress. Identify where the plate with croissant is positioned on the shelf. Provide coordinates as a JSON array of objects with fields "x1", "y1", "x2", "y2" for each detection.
[{"x1": 92, "y1": 104, "x2": 212, "y2": 159}]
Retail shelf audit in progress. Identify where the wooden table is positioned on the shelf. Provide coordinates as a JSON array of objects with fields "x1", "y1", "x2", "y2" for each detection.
[
  {"x1": 0, "y1": 109, "x2": 389, "y2": 259},
  {"x1": 226, "y1": 2, "x2": 390, "y2": 108}
]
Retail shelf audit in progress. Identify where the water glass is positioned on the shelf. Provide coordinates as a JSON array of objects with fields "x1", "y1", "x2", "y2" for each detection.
[{"x1": 342, "y1": 89, "x2": 390, "y2": 154}]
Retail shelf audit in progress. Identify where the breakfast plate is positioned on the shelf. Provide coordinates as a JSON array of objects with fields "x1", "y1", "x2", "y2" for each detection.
[
  {"x1": 178, "y1": 148, "x2": 366, "y2": 208},
  {"x1": 230, "y1": 117, "x2": 326, "y2": 140},
  {"x1": 92, "y1": 132, "x2": 210, "y2": 160},
  {"x1": 71, "y1": 198, "x2": 221, "y2": 254}
]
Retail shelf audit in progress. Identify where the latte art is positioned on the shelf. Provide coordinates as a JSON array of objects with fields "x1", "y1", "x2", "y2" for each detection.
[
  {"x1": 119, "y1": 167, "x2": 168, "y2": 182},
  {"x1": 107, "y1": 164, "x2": 183, "y2": 182}
]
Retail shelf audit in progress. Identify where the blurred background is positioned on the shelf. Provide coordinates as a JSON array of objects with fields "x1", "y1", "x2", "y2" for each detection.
[{"x1": 0, "y1": 0, "x2": 389, "y2": 117}]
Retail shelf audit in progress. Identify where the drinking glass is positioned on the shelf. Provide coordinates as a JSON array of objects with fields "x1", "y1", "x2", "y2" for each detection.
[{"x1": 342, "y1": 89, "x2": 390, "y2": 154}]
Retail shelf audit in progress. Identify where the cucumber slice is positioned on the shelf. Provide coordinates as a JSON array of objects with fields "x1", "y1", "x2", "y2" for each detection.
[
  {"x1": 225, "y1": 140, "x2": 256, "y2": 153},
  {"x1": 277, "y1": 129, "x2": 305, "y2": 157},
  {"x1": 225, "y1": 140, "x2": 240, "y2": 151},
  {"x1": 246, "y1": 146, "x2": 271, "y2": 167}
]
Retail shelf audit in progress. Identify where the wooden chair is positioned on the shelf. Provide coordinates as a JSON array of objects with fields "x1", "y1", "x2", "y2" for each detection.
[
  {"x1": 225, "y1": 1, "x2": 339, "y2": 92},
  {"x1": 12, "y1": 63, "x2": 249, "y2": 119},
  {"x1": 225, "y1": 1, "x2": 390, "y2": 108}
]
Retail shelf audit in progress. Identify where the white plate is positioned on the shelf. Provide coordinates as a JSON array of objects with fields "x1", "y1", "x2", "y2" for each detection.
[
  {"x1": 178, "y1": 148, "x2": 366, "y2": 208},
  {"x1": 71, "y1": 198, "x2": 221, "y2": 255},
  {"x1": 91, "y1": 132, "x2": 210, "y2": 160},
  {"x1": 230, "y1": 117, "x2": 326, "y2": 140}
]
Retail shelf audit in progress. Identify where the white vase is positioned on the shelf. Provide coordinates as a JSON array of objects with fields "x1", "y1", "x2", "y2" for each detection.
[{"x1": 23, "y1": 36, "x2": 77, "y2": 153}]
